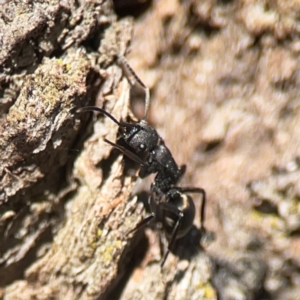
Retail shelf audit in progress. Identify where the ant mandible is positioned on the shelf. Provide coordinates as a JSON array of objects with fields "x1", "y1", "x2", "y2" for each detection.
[{"x1": 78, "y1": 56, "x2": 206, "y2": 268}]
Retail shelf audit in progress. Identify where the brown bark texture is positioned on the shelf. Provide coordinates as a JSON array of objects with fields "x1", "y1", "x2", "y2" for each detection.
[{"x1": 1, "y1": 0, "x2": 300, "y2": 300}]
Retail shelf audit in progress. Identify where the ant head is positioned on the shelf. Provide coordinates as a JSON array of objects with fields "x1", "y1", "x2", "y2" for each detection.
[
  {"x1": 121, "y1": 119, "x2": 160, "y2": 154},
  {"x1": 77, "y1": 106, "x2": 160, "y2": 153}
]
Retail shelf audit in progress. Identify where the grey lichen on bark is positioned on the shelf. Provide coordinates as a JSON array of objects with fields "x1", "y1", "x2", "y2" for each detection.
[{"x1": 0, "y1": 1, "x2": 143, "y2": 299}]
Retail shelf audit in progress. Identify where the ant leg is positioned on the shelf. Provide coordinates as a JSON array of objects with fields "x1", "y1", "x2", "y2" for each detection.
[
  {"x1": 178, "y1": 164, "x2": 187, "y2": 180},
  {"x1": 176, "y1": 187, "x2": 206, "y2": 230},
  {"x1": 128, "y1": 214, "x2": 154, "y2": 234},
  {"x1": 138, "y1": 153, "x2": 156, "y2": 179},
  {"x1": 128, "y1": 194, "x2": 158, "y2": 234},
  {"x1": 104, "y1": 139, "x2": 146, "y2": 166},
  {"x1": 118, "y1": 56, "x2": 150, "y2": 120},
  {"x1": 158, "y1": 202, "x2": 183, "y2": 268}
]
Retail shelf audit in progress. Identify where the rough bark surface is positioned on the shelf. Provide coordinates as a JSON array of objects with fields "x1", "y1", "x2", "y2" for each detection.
[
  {"x1": 0, "y1": 1, "x2": 141, "y2": 299},
  {"x1": 1, "y1": 0, "x2": 300, "y2": 300},
  {"x1": 122, "y1": 1, "x2": 300, "y2": 300}
]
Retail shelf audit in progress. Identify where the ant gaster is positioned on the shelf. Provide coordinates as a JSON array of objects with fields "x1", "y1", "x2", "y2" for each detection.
[{"x1": 78, "y1": 56, "x2": 206, "y2": 268}]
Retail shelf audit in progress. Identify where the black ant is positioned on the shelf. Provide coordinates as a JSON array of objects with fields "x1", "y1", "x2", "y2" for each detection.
[{"x1": 78, "y1": 57, "x2": 206, "y2": 268}]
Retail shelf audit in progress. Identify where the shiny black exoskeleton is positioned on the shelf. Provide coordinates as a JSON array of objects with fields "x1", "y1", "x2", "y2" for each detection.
[
  {"x1": 132, "y1": 187, "x2": 206, "y2": 267},
  {"x1": 78, "y1": 58, "x2": 185, "y2": 197},
  {"x1": 78, "y1": 56, "x2": 206, "y2": 268}
]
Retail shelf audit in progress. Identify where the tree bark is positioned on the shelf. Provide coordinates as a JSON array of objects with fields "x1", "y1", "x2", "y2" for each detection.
[
  {"x1": 0, "y1": 1, "x2": 141, "y2": 299},
  {"x1": 2, "y1": 1, "x2": 300, "y2": 300}
]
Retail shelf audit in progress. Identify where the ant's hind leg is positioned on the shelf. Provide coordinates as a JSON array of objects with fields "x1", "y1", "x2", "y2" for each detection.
[
  {"x1": 128, "y1": 214, "x2": 154, "y2": 235},
  {"x1": 127, "y1": 194, "x2": 157, "y2": 236},
  {"x1": 158, "y1": 202, "x2": 183, "y2": 268},
  {"x1": 176, "y1": 187, "x2": 206, "y2": 230},
  {"x1": 161, "y1": 216, "x2": 183, "y2": 268}
]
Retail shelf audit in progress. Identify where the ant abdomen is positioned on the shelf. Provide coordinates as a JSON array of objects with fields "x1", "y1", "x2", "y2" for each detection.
[{"x1": 161, "y1": 190, "x2": 196, "y2": 240}]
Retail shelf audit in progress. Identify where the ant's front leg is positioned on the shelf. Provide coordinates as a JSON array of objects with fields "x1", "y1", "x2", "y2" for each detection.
[
  {"x1": 104, "y1": 138, "x2": 146, "y2": 166},
  {"x1": 178, "y1": 164, "x2": 187, "y2": 179},
  {"x1": 138, "y1": 151, "x2": 159, "y2": 179}
]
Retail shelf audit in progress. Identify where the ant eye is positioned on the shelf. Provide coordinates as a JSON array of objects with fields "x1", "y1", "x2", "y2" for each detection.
[{"x1": 140, "y1": 144, "x2": 145, "y2": 150}]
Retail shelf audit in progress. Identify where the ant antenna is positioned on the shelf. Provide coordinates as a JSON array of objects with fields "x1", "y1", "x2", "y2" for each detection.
[
  {"x1": 77, "y1": 106, "x2": 140, "y2": 130},
  {"x1": 77, "y1": 106, "x2": 121, "y2": 126},
  {"x1": 118, "y1": 56, "x2": 150, "y2": 120}
]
